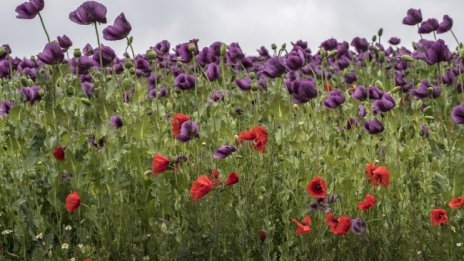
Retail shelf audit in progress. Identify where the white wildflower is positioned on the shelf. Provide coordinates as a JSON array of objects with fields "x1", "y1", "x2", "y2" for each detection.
[
  {"x1": 1, "y1": 229, "x2": 13, "y2": 235},
  {"x1": 61, "y1": 243, "x2": 70, "y2": 250}
]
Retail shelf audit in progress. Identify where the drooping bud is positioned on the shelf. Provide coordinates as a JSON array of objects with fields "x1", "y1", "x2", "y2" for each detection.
[
  {"x1": 122, "y1": 78, "x2": 132, "y2": 90},
  {"x1": 80, "y1": 97, "x2": 91, "y2": 106},
  {"x1": 390, "y1": 86, "x2": 401, "y2": 94}
]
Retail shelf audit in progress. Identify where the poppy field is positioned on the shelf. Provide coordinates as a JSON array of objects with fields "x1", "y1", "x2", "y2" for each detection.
[{"x1": 1, "y1": 1, "x2": 464, "y2": 260}]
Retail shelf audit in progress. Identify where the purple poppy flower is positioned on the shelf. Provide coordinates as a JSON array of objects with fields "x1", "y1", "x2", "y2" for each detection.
[
  {"x1": 214, "y1": 145, "x2": 237, "y2": 159},
  {"x1": 358, "y1": 105, "x2": 367, "y2": 118},
  {"x1": 196, "y1": 47, "x2": 214, "y2": 67},
  {"x1": 290, "y1": 78, "x2": 317, "y2": 104},
  {"x1": 346, "y1": 117, "x2": 359, "y2": 130},
  {"x1": 257, "y1": 46, "x2": 270, "y2": 58},
  {"x1": 308, "y1": 202, "x2": 320, "y2": 212},
  {"x1": 205, "y1": 63, "x2": 221, "y2": 81},
  {"x1": 83, "y1": 44, "x2": 94, "y2": 56},
  {"x1": 235, "y1": 77, "x2": 252, "y2": 91},
  {"x1": 425, "y1": 39, "x2": 451, "y2": 65},
  {"x1": 388, "y1": 37, "x2": 401, "y2": 45},
  {"x1": 285, "y1": 49, "x2": 305, "y2": 71},
  {"x1": 236, "y1": 106, "x2": 244, "y2": 115},
  {"x1": 110, "y1": 115, "x2": 123, "y2": 129},
  {"x1": 451, "y1": 104, "x2": 464, "y2": 124},
  {"x1": 320, "y1": 38, "x2": 338, "y2": 51},
  {"x1": 61, "y1": 171, "x2": 72, "y2": 182},
  {"x1": 344, "y1": 71, "x2": 357, "y2": 84},
  {"x1": 351, "y1": 217, "x2": 366, "y2": 236},
  {"x1": 320, "y1": 206, "x2": 332, "y2": 213},
  {"x1": 159, "y1": 88, "x2": 169, "y2": 97},
  {"x1": 263, "y1": 56, "x2": 286, "y2": 78},
  {"x1": 226, "y1": 43, "x2": 245, "y2": 64},
  {"x1": 323, "y1": 89, "x2": 345, "y2": 109},
  {"x1": 20, "y1": 86, "x2": 42, "y2": 104},
  {"x1": 103, "y1": 13, "x2": 132, "y2": 41},
  {"x1": 69, "y1": 1, "x2": 107, "y2": 25},
  {"x1": 57, "y1": 35, "x2": 73, "y2": 51},
  {"x1": 351, "y1": 37, "x2": 369, "y2": 53},
  {"x1": 367, "y1": 86, "x2": 384, "y2": 100},
  {"x1": 15, "y1": 0, "x2": 44, "y2": 19},
  {"x1": 0, "y1": 60, "x2": 10, "y2": 78},
  {"x1": 437, "y1": 15, "x2": 453, "y2": 34},
  {"x1": 327, "y1": 194, "x2": 338, "y2": 204},
  {"x1": 211, "y1": 90, "x2": 224, "y2": 102},
  {"x1": 81, "y1": 81, "x2": 94, "y2": 98},
  {"x1": 402, "y1": 8, "x2": 422, "y2": 26},
  {"x1": 37, "y1": 42, "x2": 64, "y2": 65},
  {"x1": 337, "y1": 56, "x2": 351, "y2": 70},
  {"x1": 92, "y1": 45, "x2": 115, "y2": 67},
  {"x1": 373, "y1": 93, "x2": 396, "y2": 114},
  {"x1": 363, "y1": 119, "x2": 384, "y2": 134},
  {"x1": 176, "y1": 120, "x2": 199, "y2": 142},
  {"x1": 153, "y1": 40, "x2": 170, "y2": 56},
  {"x1": 411, "y1": 80, "x2": 430, "y2": 99},
  {"x1": 352, "y1": 86, "x2": 367, "y2": 101},
  {"x1": 420, "y1": 124, "x2": 430, "y2": 138},
  {"x1": 174, "y1": 73, "x2": 195, "y2": 90},
  {"x1": 0, "y1": 100, "x2": 14, "y2": 117},
  {"x1": 89, "y1": 133, "x2": 105, "y2": 149},
  {"x1": 147, "y1": 88, "x2": 157, "y2": 99},
  {"x1": 174, "y1": 39, "x2": 198, "y2": 63},
  {"x1": 418, "y1": 18, "x2": 439, "y2": 34}
]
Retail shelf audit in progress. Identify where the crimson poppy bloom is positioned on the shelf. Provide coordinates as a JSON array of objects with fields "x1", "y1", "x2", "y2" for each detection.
[
  {"x1": 448, "y1": 196, "x2": 464, "y2": 209},
  {"x1": 371, "y1": 166, "x2": 391, "y2": 187},
  {"x1": 259, "y1": 229, "x2": 266, "y2": 241},
  {"x1": 307, "y1": 176, "x2": 327, "y2": 199},
  {"x1": 190, "y1": 175, "x2": 214, "y2": 201},
  {"x1": 66, "y1": 192, "x2": 80, "y2": 214},
  {"x1": 430, "y1": 209, "x2": 448, "y2": 226},
  {"x1": 325, "y1": 213, "x2": 351, "y2": 235},
  {"x1": 238, "y1": 125, "x2": 268, "y2": 153},
  {"x1": 212, "y1": 169, "x2": 220, "y2": 185},
  {"x1": 152, "y1": 154, "x2": 170, "y2": 174},
  {"x1": 365, "y1": 162, "x2": 378, "y2": 180},
  {"x1": 291, "y1": 215, "x2": 311, "y2": 234},
  {"x1": 357, "y1": 194, "x2": 377, "y2": 212},
  {"x1": 226, "y1": 172, "x2": 239, "y2": 186},
  {"x1": 53, "y1": 146, "x2": 65, "y2": 161},
  {"x1": 171, "y1": 113, "x2": 190, "y2": 137}
]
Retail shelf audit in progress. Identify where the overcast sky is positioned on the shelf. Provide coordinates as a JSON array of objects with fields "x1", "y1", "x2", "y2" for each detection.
[{"x1": 2, "y1": 0, "x2": 463, "y2": 58}]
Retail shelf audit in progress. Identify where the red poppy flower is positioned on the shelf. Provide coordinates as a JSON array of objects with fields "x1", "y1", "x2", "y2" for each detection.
[
  {"x1": 448, "y1": 196, "x2": 464, "y2": 209},
  {"x1": 365, "y1": 162, "x2": 378, "y2": 180},
  {"x1": 291, "y1": 215, "x2": 312, "y2": 235},
  {"x1": 171, "y1": 113, "x2": 190, "y2": 137},
  {"x1": 325, "y1": 213, "x2": 351, "y2": 235},
  {"x1": 258, "y1": 229, "x2": 266, "y2": 241},
  {"x1": 66, "y1": 192, "x2": 80, "y2": 214},
  {"x1": 324, "y1": 82, "x2": 333, "y2": 92},
  {"x1": 430, "y1": 208, "x2": 448, "y2": 226},
  {"x1": 53, "y1": 146, "x2": 65, "y2": 161},
  {"x1": 152, "y1": 154, "x2": 170, "y2": 174},
  {"x1": 371, "y1": 166, "x2": 391, "y2": 187},
  {"x1": 238, "y1": 125, "x2": 268, "y2": 153},
  {"x1": 190, "y1": 175, "x2": 214, "y2": 201},
  {"x1": 212, "y1": 169, "x2": 220, "y2": 185},
  {"x1": 307, "y1": 176, "x2": 327, "y2": 199},
  {"x1": 226, "y1": 172, "x2": 239, "y2": 186},
  {"x1": 357, "y1": 194, "x2": 377, "y2": 212}
]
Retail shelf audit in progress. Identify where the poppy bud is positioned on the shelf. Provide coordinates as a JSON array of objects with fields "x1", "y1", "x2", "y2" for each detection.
[
  {"x1": 146, "y1": 49, "x2": 156, "y2": 60},
  {"x1": 105, "y1": 75, "x2": 112, "y2": 82},
  {"x1": 259, "y1": 230, "x2": 266, "y2": 241},
  {"x1": 129, "y1": 68, "x2": 136, "y2": 75},
  {"x1": 319, "y1": 48, "x2": 326, "y2": 59},
  {"x1": 271, "y1": 43, "x2": 277, "y2": 51},
  {"x1": 122, "y1": 78, "x2": 132, "y2": 90},
  {"x1": 427, "y1": 87, "x2": 434, "y2": 96},
  {"x1": 460, "y1": 48, "x2": 464, "y2": 59},
  {"x1": 0, "y1": 47, "x2": 4, "y2": 57},
  {"x1": 375, "y1": 80, "x2": 384, "y2": 89},
  {"x1": 378, "y1": 28, "x2": 383, "y2": 37},
  {"x1": 249, "y1": 72, "x2": 256, "y2": 80},
  {"x1": 187, "y1": 42, "x2": 196, "y2": 53},
  {"x1": 390, "y1": 86, "x2": 400, "y2": 94},
  {"x1": 328, "y1": 50, "x2": 338, "y2": 58},
  {"x1": 73, "y1": 48, "x2": 81, "y2": 58},
  {"x1": 20, "y1": 77, "x2": 28, "y2": 86},
  {"x1": 220, "y1": 44, "x2": 227, "y2": 57},
  {"x1": 27, "y1": 79, "x2": 34, "y2": 86},
  {"x1": 379, "y1": 51, "x2": 385, "y2": 63},
  {"x1": 124, "y1": 59, "x2": 133, "y2": 69},
  {"x1": 401, "y1": 55, "x2": 414, "y2": 62},
  {"x1": 38, "y1": 89, "x2": 45, "y2": 97},
  {"x1": 422, "y1": 106, "x2": 431, "y2": 113},
  {"x1": 425, "y1": 116, "x2": 434, "y2": 120},
  {"x1": 80, "y1": 97, "x2": 91, "y2": 106},
  {"x1": 372, "y1": 35, "x2": 377, "y2": 42}
]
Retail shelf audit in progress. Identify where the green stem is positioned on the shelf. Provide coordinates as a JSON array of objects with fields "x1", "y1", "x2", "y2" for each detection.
[
  {"x1": 38, "y1": 13, "x2": 51, "y2": 43},
  {"x1": 126, "y1": 36, "x2": 135, "y2": 59},
  {"x1": 450, "y1": 30, "x2": 461, "y2": 48},
  {"x1": 94, "y1": 22, "x2": 103, "y2": 69}
]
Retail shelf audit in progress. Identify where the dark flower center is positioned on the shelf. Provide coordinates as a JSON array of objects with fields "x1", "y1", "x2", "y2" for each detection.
[{"x1": 314, "y1": 183, "x2": 322, "y2": 192}]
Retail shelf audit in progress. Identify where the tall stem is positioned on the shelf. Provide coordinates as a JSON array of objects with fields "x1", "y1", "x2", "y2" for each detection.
[
  {"x1": 125, "y1": 36, "x2": 136, "y2": 59},
  {"x1": 94, "y1": 22, "x2": 103, "y2": 69},
  {"x1": 450, "y1": 30, "x2": 461, "y2": 48},
  {"x1": 38, "y1": 13, "x2": 51, "y2": 43}
]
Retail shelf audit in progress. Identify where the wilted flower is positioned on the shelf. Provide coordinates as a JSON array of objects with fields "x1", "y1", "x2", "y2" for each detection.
[
  {"x1": 291, "y1": 215, "x2": 312, "y2": 235},
  {"x1": 103, "y1": 13, "x2": 132, "y2": 41}
]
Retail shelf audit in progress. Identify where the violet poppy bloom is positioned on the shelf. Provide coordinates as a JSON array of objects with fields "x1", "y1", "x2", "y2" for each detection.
[
  {"x1": 83, "y1": 44, "x2": 94, "y2": 56},
  {"x1": 89, "y1": 132, "x2": 105, "y2": 149},
  {"x1": 57, "y1": 35, "x2": 73, "y2": 51},
  {"x1": 226, "y1": 43, "x2": 245, "y2": 64},
  {"x1": 81, "y1": 81, "x2": 94, "y2": 98},
  {"x1": 0, "y1": 60, "x2": 10, "y2": 78},
  {"x1": 373, "y1": 93, "x2": 396, "y2": 114},
  {"x1": 92, "y1": 45, "x2": 115, "y2": 67},
  {"x1": 211, "y1": 90, "x2": 224, "y2": 102},
  {"x1": 69, "y1": 1, "x2": 107, "y2": 25},
  {"x1": 327, "y1": 194, "x2": 338, "y2": 204},
  {"x1": 320, "y1": 38, "x2": 338, "y2": 51},
  {"x1": 263, "y1": 56, "x2": 286, "y2": 78},
  {"x1": 420, "y1": 124, "x2": 430, "y2": 138},
  {"x1": 451, "y1": 104, "x2": 464, "y2": 124},
  {"x1": 214, "y1": 145, "x2": 237, "y2": 159},
  {"x1": 388, "y1": 37, "x2": 401, "y2": 45},
  {"x1": 352, "y1": 86, "x2": 367, "y2": 101},
  {"x1": 358, "y1": 105, "x2": 367, "y2": 118},
  {"x1": 363, "y1": 119, "x2": 384, "y2": 134},
  {"x1": 344, "y1": 71, "x2": 357, "y2": 84},
  {"x1": 425, "y1": 39, "x2": 451, "y2": 65},
  {"x1": 346, "y1": 117, "x2": 359, "y2": 130},
  {"x1": 285, "y1": 49, "x2": 305, "y2": 71},
  {"x1": 20, "y1": 86, "x2": 42, "y2": 104},
  {"x1": 367, "y1": 86, "x2": 384, "y2": 100},
  {"x1": 351, "y1": 217, "x2": 366, "y2": 236},
  {"x1": 411, "y1": 80, "x2": 430, "y2": 99},
  {"x1": 402, "y1": 8, "x2": 422, "y2": 26},
  {"x1": 15, "y1": 0, "x2": 44, "y2": 19},
  {"x1": 205, "y1": 63, "x2": 221, "y2": 81},
  {"x1": 176, "y1": 120, "x2": 199, "y2": 142},
  {"x1": 308, "y1": 202, "x2": 320, "y2": 211},
  {"x1": 418, "y1": 18, "x2": 439, "y2": 34},
  {"x1": 153, "y1": 40, "x2": 170, "y2": 56},
  {"x1": 323, "y1": 89, "x2": 345, "y2": 109},
  {"x1": 257, "y1": 46, "x2": 270, "y2": 58},
  {"x1": 235, "y1": 77, "x2": 252, "y2": 91},
  {"x1": 110, "y1": 115, "x2": 123, "y2": 129},
  {"x1": 37, "y1": 42, "x2": 64, "y2": 65},
  {"x1": 174, "y1": 73, "x2": 195, "y2": 90},
  {"x1": 0, "y1": 100, "x2": 14, "y2": 117},
  {"x1": 159, "y1": 88, "x2": 169, "y2": 97},
  {"x1": 290, "y1": 78, "x2": 317, "y2": 104},
  {"x1": 351, "y1": 37, "x2": 369, "y2": 53},
  {"x1": 437, "y1": 15, "x2": 453, "y2": 34},
  {"x1": 103, "y1": 13, "x2": 132, "y2": 41}
]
